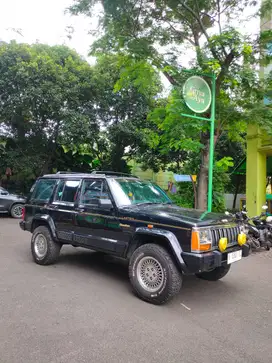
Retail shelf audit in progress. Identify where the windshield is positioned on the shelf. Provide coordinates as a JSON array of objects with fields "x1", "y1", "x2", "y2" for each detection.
[{"x1": 108, "y1": 178, "x2": 172, "y2": 207}]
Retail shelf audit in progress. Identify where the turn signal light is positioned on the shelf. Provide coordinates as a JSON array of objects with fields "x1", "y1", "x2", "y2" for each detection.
[
  {"x1": 238, "y1": 233, "x2": 247, "y2": 246},
  {"x1": 218, "y1": 237, "x2": 228, "y2": 252},
  {"x1": 191, "y1": 231, "x2": 212, "y2": 252}
]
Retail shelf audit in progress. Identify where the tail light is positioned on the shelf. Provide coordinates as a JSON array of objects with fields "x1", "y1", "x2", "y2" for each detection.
[{"x1": 22, "y1": 207, "x2": 25, "y2": 220}]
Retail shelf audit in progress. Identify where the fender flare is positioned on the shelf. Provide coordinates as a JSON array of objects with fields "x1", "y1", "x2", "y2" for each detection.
[
  {"x1": 31, "y1": 214, "x2": 58, "y2": 240},
  {"x1": 129, "y1": 227, "x2": 188, "y2": 273}
]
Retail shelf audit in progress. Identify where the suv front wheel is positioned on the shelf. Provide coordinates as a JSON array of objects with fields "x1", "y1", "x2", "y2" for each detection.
[
  {"x1": 31, "y1": 226, "x2": 61, "y2": 265},
  {"x1": 129, "y1": 243, "x2": 182, "y2": 305}
]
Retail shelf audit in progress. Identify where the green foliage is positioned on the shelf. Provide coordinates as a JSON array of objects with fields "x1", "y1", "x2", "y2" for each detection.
[
  {"x1": 90, "y1": 54, "x2": 162, "y2": 172},
  {"x1": 212, "y1": 157, "x2": 234, "y2": 212},
  {"x1": 0, "y1": 42, "x2": 99, "y2": 182},
  {"x1": 69, "y1": 0, "x2": 272, "y2": 210},
  {"x1": 168, "y1": 183, "x2": 195, "y2": 209},
  {"x1": 0, "y1": 43, "x2": 162, "y2": 190}
]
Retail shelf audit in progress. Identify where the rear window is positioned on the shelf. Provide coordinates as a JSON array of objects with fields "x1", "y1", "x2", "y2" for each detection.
[{"x1": 31, "y1": 179, "x2": 57, "y2": 202}]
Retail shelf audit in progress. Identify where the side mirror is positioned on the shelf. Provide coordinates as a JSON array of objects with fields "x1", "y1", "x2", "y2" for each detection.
[
  {"x1": 99, "y1": 199, "x2": 113, "y2": 210},
  {"x1": 262, "y1": 205, "x2": 268, "y2": 210}
]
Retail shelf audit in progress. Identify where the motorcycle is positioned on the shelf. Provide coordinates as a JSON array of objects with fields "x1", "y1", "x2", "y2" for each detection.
[{"x1": 225, "y1": 205, "x2": 271, "y2": 251}]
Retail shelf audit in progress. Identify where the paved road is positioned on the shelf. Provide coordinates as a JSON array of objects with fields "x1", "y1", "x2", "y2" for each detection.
[{"x1": 0, "y1": 217, "x2": 272, "y2": 363}]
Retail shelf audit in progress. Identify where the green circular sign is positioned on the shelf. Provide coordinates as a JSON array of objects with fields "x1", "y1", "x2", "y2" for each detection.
[{"x1": 183, "y1": 76, "x2": 212, "y2": 113}]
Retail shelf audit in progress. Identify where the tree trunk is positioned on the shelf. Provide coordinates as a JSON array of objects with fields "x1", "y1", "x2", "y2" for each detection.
[
  {"x1": 196, "y1": 141, "x2": 209, "y2": 210},
  {"x1": 196, "y1": 130, "x2": 220, "y2": 210},
  {"x1": 190, "y1": 175, "x2": 197, "y2": 209},
  {"x1": 232, "y1": 175, "x2": 241, "y2": 210}
]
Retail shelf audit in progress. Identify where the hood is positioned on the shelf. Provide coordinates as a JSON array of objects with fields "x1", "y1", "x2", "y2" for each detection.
[
  {"x1": 6, "y1": 193, "x2": 26, "y2": 201},
  {"x1": 122, "y1": 203, "x2": 231, "y2": 227}
]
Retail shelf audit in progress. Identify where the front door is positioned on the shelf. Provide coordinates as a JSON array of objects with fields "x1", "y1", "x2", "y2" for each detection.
[{"x1": 74, "y1": 178, "x2": 127, "y2": 255}]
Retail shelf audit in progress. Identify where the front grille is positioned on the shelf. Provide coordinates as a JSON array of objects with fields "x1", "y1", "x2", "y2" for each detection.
[{"x1": 211, "y1": 226, "x2": 240, "y2": 247}]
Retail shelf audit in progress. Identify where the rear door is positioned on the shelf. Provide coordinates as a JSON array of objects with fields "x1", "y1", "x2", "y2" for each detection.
[
  {"x1": 48, "y1": 179, "x2": 81, "y2": 242},
  {"x1": 26, "y1": 178, "x2": 58, "y2": 226}
]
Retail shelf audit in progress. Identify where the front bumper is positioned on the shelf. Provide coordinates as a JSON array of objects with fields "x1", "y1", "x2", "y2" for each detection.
[{"x1": 181, "y1": 244, "x2": 250, "y2": 274}]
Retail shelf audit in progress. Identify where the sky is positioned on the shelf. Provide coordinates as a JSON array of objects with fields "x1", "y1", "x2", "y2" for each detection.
[
  {"x1": 0, "y1": 0, "x2": 261, "y2": 59},
  {"x1": 0, "y1": 0, "x2": 97, "y2": 61},
  {"x1": 0, "y1": 0, "x2": 263, "y2": 88}
]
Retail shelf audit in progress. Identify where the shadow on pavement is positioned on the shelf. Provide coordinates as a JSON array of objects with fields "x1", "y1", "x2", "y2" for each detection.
[
  {"x1": 58, "y1": 250, "x2": 130, "y2": 284},
  {"x1": 58, "y1": 248, "x2": 240, "y2": 306}
]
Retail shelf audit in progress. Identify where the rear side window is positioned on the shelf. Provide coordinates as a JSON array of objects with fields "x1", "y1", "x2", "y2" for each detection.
[
  {"x1": 31, "y1": 179, "x2": 57, "y2": 202},
  {"x1": 54, "y1": 180, "x2": 80, "y2": 203}
]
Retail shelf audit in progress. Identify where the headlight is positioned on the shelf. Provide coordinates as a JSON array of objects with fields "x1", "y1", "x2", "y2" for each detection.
[
  {"x1": 191, "y1": 228, "x2": 212, "y2": 252},
  {"x1": 198, "y1": 230, "x2": 210, "y2": 242},
  {"x1": 266, "y1": 216, "x2": 272, "y2": 223}
]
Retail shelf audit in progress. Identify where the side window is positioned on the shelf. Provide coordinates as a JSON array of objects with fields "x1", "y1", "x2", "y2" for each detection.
[
  {"x1": 54, "y1": 180, "x2": 80, "y2": 204},
  {"x1": 31, "y1": 179, "x2": 57, "y2": 202},
  {"x1": 80, "y1": 179, "x2": 109, "y2": 206}
]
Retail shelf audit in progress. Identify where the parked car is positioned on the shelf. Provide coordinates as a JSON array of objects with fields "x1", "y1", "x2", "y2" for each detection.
[
  {"x1": 20, "y1": 171, "x2": 250, "y2": 305},
  {"x1": 0, "y1": 187, "x2": 26, "y2": 218}
]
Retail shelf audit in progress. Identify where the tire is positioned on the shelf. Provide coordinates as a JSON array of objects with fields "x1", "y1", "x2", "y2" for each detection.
[
  {"x1": 129, "y1": 243, "x2": 182, "y2": 305},
  {"x1": 196, "y1": 264, "x2": 231, "y2": 281},
  {"x1": 31, "y1": 226, "x2": 61, "y2": 265},
  {"x1": 10, "y1": 203, "x2": 24, "y2": 219}
]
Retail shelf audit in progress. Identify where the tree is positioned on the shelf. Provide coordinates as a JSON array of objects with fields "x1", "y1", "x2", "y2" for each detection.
[
  {"x1": 0, "y1": 41, "x2": 99, "y2": 180},
  {"x1": 69, "y1": 0, "x2": 272, "y2": 209},
  {"x1": 82, "y1": 53, "x2": 162, "y2": 172}
]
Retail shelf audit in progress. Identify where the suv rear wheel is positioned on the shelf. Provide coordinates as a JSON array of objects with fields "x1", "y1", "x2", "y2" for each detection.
[
  {"x1": 196, "y1": 264, "x2": 231, "y2": 281},
  {"x1": 31, "y1": 226, "x2": 61, "y2": 265},
  {"x1": 129, "y1": 243, "x2": 182, "y2": 305}
]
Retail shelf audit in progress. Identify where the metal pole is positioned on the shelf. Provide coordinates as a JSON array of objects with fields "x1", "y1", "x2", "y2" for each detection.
[{"x1": 207, "y1": 74, "x2": 216, "y2": 212}]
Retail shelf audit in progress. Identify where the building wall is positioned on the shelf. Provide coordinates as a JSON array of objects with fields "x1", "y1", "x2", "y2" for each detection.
[
  {"x1": 246, "y1": 6, "x2": 272, "y2": 216},
  {"x1": 129, "y1": 160, "x2": 175, "y2": 190},
  {"x1": 224, "y1": 194, "x2": 246, "y2": 210}
]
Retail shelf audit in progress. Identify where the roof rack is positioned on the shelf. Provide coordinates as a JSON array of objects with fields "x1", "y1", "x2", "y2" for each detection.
[
  {"x1": 91, "y1": 171, "x2": 139, "y2": 178},
  {"x1": 56, "y1": 171, "x2": 80, "y2": 174}
]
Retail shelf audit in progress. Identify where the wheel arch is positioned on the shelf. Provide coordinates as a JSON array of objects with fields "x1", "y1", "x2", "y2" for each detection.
[
  {"x1": 31, "y1": 215, "x2": 57, "y2": 240},
  {"x1": 126, "y1": 227, "x2": 188, "y2": 273}
]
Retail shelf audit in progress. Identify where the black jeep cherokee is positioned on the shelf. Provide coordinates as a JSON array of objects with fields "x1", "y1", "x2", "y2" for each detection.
[{"x1": 20, "y1": 171, "x2": 250, "y2": 305}]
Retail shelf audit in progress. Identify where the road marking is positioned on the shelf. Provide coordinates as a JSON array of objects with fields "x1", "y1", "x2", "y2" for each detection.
[{"x1": 180, "y1": 302, "x2": 191, "y2": 311}]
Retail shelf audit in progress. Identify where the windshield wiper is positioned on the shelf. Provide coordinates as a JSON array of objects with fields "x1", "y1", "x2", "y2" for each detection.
[
  {"x1": 135, "y1": 202, "x2": 160, "y2": 205},
  {"x1": 135, "y1": 201, "x2": 172, "y2": 206}
]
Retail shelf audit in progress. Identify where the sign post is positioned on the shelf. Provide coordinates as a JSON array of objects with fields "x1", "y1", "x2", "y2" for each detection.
[{"x1": 181, "y1": 72, "x2": 216, "y2": 213}]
